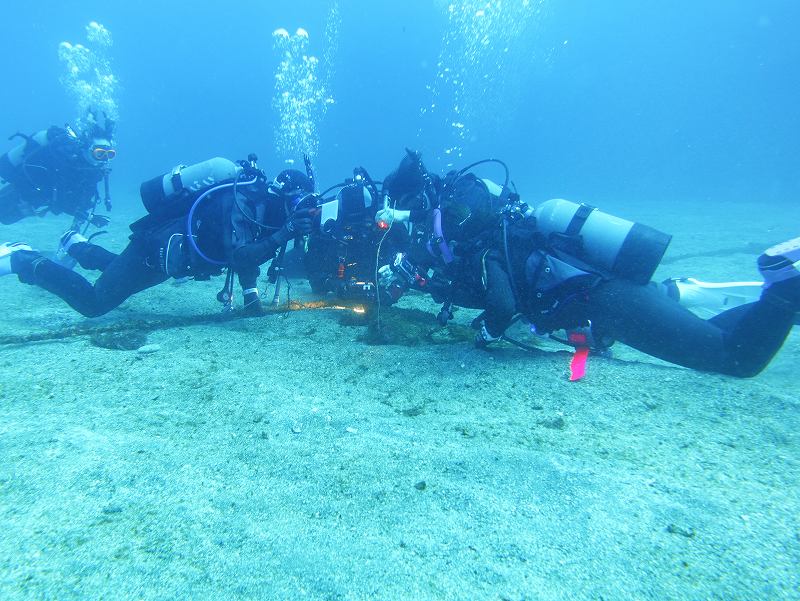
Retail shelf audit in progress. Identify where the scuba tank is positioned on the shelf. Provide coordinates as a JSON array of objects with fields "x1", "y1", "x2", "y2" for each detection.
[
  {"x1": 0, "y1": 130, "x2": 50, "y2": 174},
  {"x1": 332, "y1": 180, "x2": 375, "y2": 226},
  {"x1": 0, "y1": 128, "x2": 79, "y2": 187},
  {"x1": 139, "y1": 157, "x2": 241, "y2": 220},
  {"x1": 532, "y1": 198, "x2": 671, "y2": 284}
]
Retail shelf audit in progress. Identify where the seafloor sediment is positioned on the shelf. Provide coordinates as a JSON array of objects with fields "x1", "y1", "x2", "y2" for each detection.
[{"x1": 0, "y1": 198, "x2": 798, "y2": 600}]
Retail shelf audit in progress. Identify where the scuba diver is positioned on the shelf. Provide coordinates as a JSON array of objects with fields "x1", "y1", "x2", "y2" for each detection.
[
  {"x1": 376, "y1": 149, "x2": 509, "y2": 316},
  {"x1": 0, "y1": 111, "x2": 115, "y2": 231},
  {"x1": 0, "y1": 156, "x2": 314, "y2": 317},
  {"x1": 302, "y1": 164, "x2": 409, "y2": 303},
  {"x1": 377, "y1": 149, "x2": 800, "y2": 379}
]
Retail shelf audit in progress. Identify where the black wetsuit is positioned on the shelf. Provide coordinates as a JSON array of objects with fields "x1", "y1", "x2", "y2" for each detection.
[
  {"x1": 0, "y1": 127, "x2": 105, "y2": 225},
  {"x1": 403, "y1": 210, "x2": 796, "y2": 378},
  {"x1": 535, "y1": 277, "x2": 796, "y2": 377},
  {"x1": 384, "y1": 150, "x2": 797, "y2": 377},
  {"x1": 11, "y1": 188, "x2": 285, "y2": 317}
]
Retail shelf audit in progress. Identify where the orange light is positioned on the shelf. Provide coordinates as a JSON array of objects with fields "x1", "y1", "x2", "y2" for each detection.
[{"x1": 376, "y1": 220, "x2": 390, "y2": 230}]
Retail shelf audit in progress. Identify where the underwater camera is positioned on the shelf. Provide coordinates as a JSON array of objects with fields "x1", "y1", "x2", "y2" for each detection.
[{"x1": 304, "y1": 170, "x2": 409, "y2": 304}]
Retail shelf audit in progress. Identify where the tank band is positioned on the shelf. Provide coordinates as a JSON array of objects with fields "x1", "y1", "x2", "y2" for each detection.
[
  {"x1": 565, "y1": 203, "x2": 595, "y2": 236},
  {"x1": 170, "y1": 165, "x2": 184, "y2": 193},
  {"x1": 614, "y1": 223, "x2": 672, "y2": 284}
]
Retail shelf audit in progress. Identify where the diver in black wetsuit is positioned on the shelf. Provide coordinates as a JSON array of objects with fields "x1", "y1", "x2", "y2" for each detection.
[
  {"x1": 0, "y1": 114, "x2": 115, "y2": 230},
  {"x1": 0, "y1": 158, "x2": 314, "y2": 317},
  {"x1": 378, "y1": 150, "x2": 800, "y2": 378},
  {"x1": 375, "y1": 149, "x2": 502, "y2": 312},
  {"x1": 376, "y1": 149, "x2": 511, "y2": 320}
]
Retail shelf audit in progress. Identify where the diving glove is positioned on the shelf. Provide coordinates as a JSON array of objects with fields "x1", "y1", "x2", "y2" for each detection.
[
  {"x1": 375, "y1": 207, "x2": 411, "y2": 225},
  {"x1": 273, "y1": 208, "x2": 315, "y2": 244}
]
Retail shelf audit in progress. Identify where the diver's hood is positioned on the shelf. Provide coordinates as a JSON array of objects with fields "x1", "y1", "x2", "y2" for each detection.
[
  {"x1": 384, "y1": 149, "x2": 428, "y2": 203},
  {"x1": 82, "y1": 110, "x2": 116, "y2": 144},
  {"x1": 439, "y1": 174, "x2": 500, "y2": 243}
]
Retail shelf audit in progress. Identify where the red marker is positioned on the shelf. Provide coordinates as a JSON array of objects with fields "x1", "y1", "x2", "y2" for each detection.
[{"x1": 567, "y1": 331, "x2": 589, "y2": 381}]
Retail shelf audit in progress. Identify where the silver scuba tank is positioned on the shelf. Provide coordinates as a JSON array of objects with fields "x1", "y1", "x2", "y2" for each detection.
[
  {"x1": 2, "y1": 130, "x2": 50, "y2": 167},
  {"x1": 139, "y1": 157, "x2": 241, "y2": 219},
  {"x1": 533, "y1": 198, "x2": 672, "y2": 284}
]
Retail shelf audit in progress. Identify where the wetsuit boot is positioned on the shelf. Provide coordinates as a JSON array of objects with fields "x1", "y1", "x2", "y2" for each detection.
[
  {"x1": 759, "y1": 237, "x2": 800, "y2": 312},
  {"x1": 0, "y1": 242, "x2": 34, "y2": 277}
]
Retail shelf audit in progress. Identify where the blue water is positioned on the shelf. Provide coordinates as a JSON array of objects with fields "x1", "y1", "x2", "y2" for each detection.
[
  {"x1": 1, "y1": 0, "x2": 797, "y2": 208},
  {"x1": 1, "y1": 3, "x2": 800, "y2": 599}
]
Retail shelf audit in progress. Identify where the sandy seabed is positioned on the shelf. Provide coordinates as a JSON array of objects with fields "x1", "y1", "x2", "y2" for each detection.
[{"x1": 0, "y1": 197, "x2": 798, "y2": 600}]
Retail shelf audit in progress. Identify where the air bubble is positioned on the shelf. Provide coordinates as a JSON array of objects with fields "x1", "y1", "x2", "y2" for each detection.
[
  {"x1": 58, "y1": 21, "x2": 118, "y2": 132},
  {"x1": 272, "y1": 2, "x2": 339, "y2": 162}
]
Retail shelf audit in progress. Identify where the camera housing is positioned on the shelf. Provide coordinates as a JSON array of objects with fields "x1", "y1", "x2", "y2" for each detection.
[{"x1": 303, "y1": 180, "x2": 409, "y2": 304}]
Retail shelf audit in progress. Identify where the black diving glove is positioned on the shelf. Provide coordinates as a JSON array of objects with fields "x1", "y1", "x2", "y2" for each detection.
[
  {"x1": 272, "y1": 208, "x2": 314, "y2": 244},
  {"x1": 90, "y1": 214, "x2": 111, "y2": 228}
]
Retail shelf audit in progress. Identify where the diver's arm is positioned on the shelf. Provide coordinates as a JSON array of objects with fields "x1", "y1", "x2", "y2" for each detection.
[
  {"x1": 375, "y1": 206, "x2": 410, "y2": 224},
  {"x1": 230, "y1": 238, "x2": 283, "y2": 315},
  {"x1": 230, "y1": 208, "x2": 314, "y2": 270},
  {"x1": 374, "y1": 207, "x2": 431, "y2": 225},
  {"x1": 231, "y1": 233, "x2": 285, "y2": 270}
]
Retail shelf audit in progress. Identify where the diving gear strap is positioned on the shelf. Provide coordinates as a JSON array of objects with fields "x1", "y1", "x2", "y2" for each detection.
[
  {"x1": 426, "y1": 208, "x2": 454, "y2": 264},
  {"x1": 565, "y1": 204, "x2": 594, "y2": 236},
  {"x1": 170, "y1": 165, "x2": 185, "y2": 193},
  {"x1": 303, "y1": 154, "x2": 315, "y2": 191},
  {"x1": 217, "y1": 268, "x2": 235, "y2": 312}
]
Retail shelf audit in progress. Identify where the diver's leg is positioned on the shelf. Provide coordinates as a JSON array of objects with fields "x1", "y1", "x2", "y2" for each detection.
[
  {"x1": 58, "y1": 230, "x2": 117, "y2": 272},
  {"x1": 578, "y1": 279, "x2": 795, "y2": 377},
  {"x1": 12, "y1": 239, "x2": 167, "y2": 317},
  {"x1": 237, "y1": 265, "x2": 262, "y2": 312},
  {"x1": 68, "y1": 241, "x2": 118, "y2": 272},
  {"x1": 12, "y1": 251, "x2": 114, "y2": 317},
  {"x1": 91, "y1": 242, "x2": 168, "y2": 314},
  {"x1": 482, "y1": 253, "x2": 517, "y2": 337}
]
